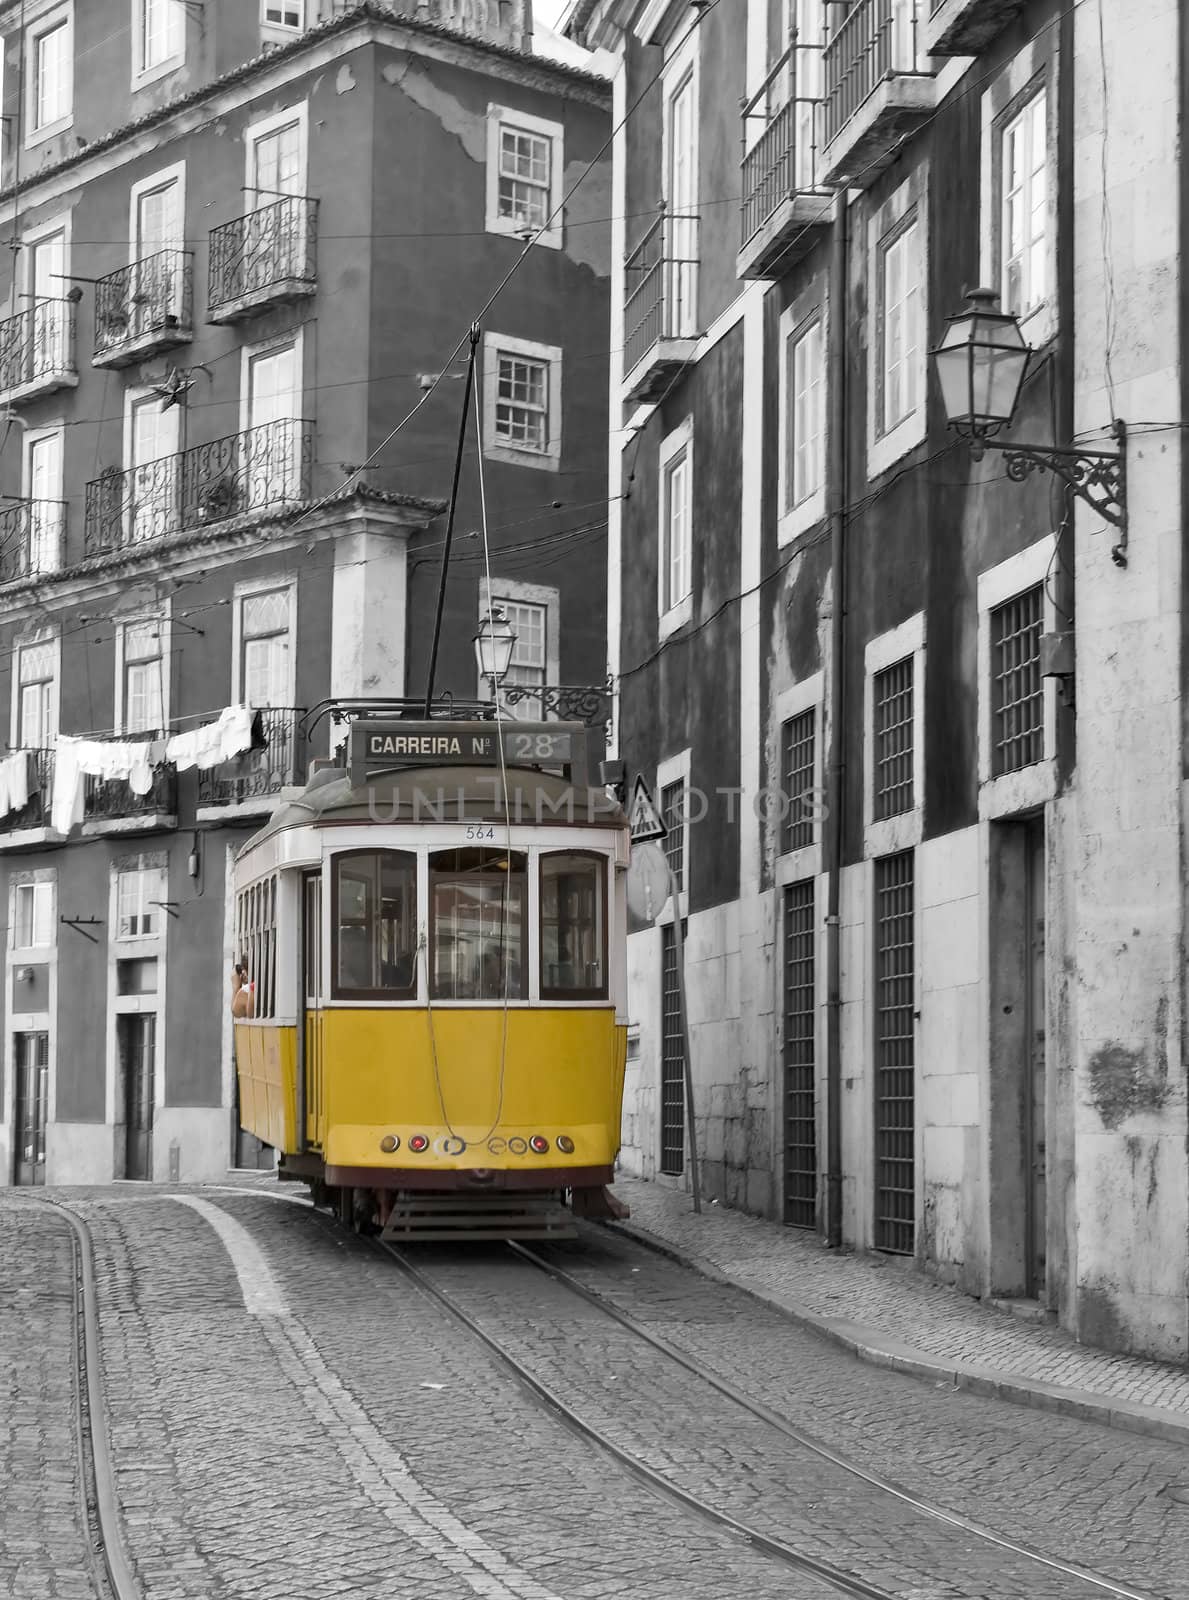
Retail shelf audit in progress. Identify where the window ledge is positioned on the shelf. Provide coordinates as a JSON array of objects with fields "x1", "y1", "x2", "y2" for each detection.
[
  {"x1": 868, "y1": 410, "x2": 927, "y2": 480},
  {"x1": 778, "y1": 490, "x2": 826, "y2": 549},
  {"x1": 978, "y1": 761, "x2": 1055, "y2": 821},
  {"x1": 658, "y1": 594, "x2": 692, "y2": 643},
  {"x1": 486, "y1": 214, "x2": 562, "y2": 250},
  {"x1": 80, "y1": 812, "x2": 177, "y2": 839},
  {"x1": 484, "y1": 441, "x2": 561, "y2": 473},
  {"x1": 865, "y1": 811, "x2": 923, "y2": 860},
  {"x1": 132, "y1": 55, "x2": 185, "y2": 92},
  {"x1": 25, "y1": 114, "x2": 73, "y2": 150}
]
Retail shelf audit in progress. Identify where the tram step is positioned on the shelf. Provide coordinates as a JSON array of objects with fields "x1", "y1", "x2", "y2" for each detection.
[{"x1": 380, "y1": 1194, "x2": 576, "y2": 1244}]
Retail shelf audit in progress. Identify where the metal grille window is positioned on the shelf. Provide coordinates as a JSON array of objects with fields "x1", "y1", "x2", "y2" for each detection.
[
  {"x1": 991, "y1": 585, "x2": 1044, "y2": 775},
  {"x1": 780, "y1": 707, "x2": 815, "y2": 853},
  {"x1": 873, "y1": 656, "x2": 914, "y2": 819},
  {"x1": 875, "y1": 852, "x2": 915, "y2": 1255},
  {"x1": 660, "y1": 921, "x2": 686, "y2": 1176},
  {"x1": 499, "y1": 125, "x2": 551, "y2": 230},
  {"x1": 661, "y1": 780, "x2": 685, "y2": 895},
  {"x1": 783, "y1": 880, "x2": 816, "y2": 1228},
  {"x1": 495, "y1": 354, "x2": 549, "y2": 452}
]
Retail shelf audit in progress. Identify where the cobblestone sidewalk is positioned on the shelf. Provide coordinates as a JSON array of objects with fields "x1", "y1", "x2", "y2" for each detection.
[{"x1": 611, "y1": 1176, "x2": 1189, "y2": 1445}]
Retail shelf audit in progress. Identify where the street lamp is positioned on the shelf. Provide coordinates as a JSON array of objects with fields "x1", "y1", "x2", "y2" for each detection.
[
  {"x1": 474, "y1": 606, "x2": 517, "y2": 692},
  {"x1": 931, "y1": 288, "x2": 1128, "y2": 565}
]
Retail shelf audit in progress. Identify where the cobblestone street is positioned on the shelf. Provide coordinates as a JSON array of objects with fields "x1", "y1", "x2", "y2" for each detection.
[{"x1": 3, "y1": 1181, "x2": 1187, "y2": 1600}]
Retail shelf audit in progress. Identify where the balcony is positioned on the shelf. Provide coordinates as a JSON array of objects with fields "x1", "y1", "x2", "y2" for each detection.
[
  {"x1": 197, "y1": 707, "x2": 302, "y2": 814},
  {"x1": 208, "y1": 197, "x2": 319, "y2": 324},
  {"x1": 821, "y1": 0, "x2": 934, "y2": 189},
  {"x1": 623, "y1": 208, "x2": 700, "y2": 405},
  {"x1": 738, "y1": 45, "x2": 832, "y2": 279},
  {"x1": 0, "y1": 501, "x2": 65, "y2": 585},
  {"x1": 84, "y1": 419, "x2": 314, "y2": 558},
  {"x1": 923, "y1": 0, "x2": 1024, "y2": 55},
  {"x1": 0, "y1": 301, "x2": 78, "y2": 407},
  {"x1": 0, "y1": 749, "x2": 53, "y2": 838},
  {"x1": 93, "y1": 249, "x2": 194, "y2": 369},
  {"x1": 83, "y1": 754, "x2": 176, "y2": 829}
]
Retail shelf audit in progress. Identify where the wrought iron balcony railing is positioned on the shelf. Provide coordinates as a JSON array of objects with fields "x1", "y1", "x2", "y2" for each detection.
[
  {"x1": 0, "y1": 500, "x2": 66, "y2": 584},
  {"x1": 208, "y1": 197, "x2": 319, "y2": 321},
  {"x1": 197, "y1": 706, "x2": 302, "y2": 808},
  {"x1": 93, "y1": 248, "x2": 194, "y2": 366},
  {"x1": 0, "y1": 748, "x2": 53, "y2": 834},
  {"x1": 623, "y1": 207, "x2": 700, "y2": 382},
  {"x1": 0, "y1": 301, "x2": 77, "y2": 404},
  {"x1": 823, "y1": 0, "x2": 924, "y2": 149},
  {"x1": 740, "y1": 39, "x2": 828, "y2": 255},
  {"x1": 84, "y1": 418, "x2": 314, "y2": 557},
  {"x1": 83, "y1": 741, "x2": 176, "y2": 822}
]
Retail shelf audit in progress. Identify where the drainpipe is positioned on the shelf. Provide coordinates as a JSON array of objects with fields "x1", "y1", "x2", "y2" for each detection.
[{"x1": 824, "y1": 188, "x2": 848, "y2": 1250}]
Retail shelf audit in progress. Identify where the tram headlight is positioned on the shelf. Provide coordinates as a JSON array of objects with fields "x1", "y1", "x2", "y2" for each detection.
[
  {"x1": 529, "y1": 1135, "x2": 550, "y2": 1154},
  {"x1": 408, "y1": 1134, "x2": 429, "y2": 1153},
  {"x1": 556, "y1": 1135, "x2": 575, "y2": 1154},
  {"x1": 379, "y1": 1135, "x2": 400, "y2": 1153}
]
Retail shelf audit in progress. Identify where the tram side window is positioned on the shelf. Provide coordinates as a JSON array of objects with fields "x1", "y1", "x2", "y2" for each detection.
[
  {"x1": 430, "y1": 848, "x2": 527, "y2": 1001},
  {"x1": 236, "y1": 876, "x2": 277, "y2": 1019},
  {"x1": 540, "y1": 853, "x2": 607, "y2": 999},
  {"x1": 333, "y1": 851, "x2": 417, "y2": 999}
]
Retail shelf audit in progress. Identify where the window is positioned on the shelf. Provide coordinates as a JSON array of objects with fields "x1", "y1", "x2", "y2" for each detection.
[
  {"x1": 120, "y1": 619, "x2": 165, "y2": 735},
  {"x1": 540, "y1": 853, "x2": 607, "y2": 999},
  {"x1": 332, "y1": 851, "x2": 417, "y2": 1000},
  {"x1": 494, "y1": 596, "x2": 547, "y2": 721},
  {"x1": 873, "y1": 657, "x2": 914, "y2": 819},
  {"x1": 13, "y1": 881, "x2": 52, "y2": 948},
  {"x1": 783, "y1": 878, "x2": 816, "y2": 1228},
  {"x1": 139, "y1": 0, "x2": 183, "y2": 77},
  {"x1": 135, "y1": 177, "x2": 182, "y2": 259},
  {"x1": 243, "y1": 337, "x2": 302, "y2": 501},
  {"x1": 430, "y1": 848, "x2": 527, "y2": 1001},
  {"x1": 660, "y1": 433, "x2": 692, "y2": 620},
  {"x1": 660, "y1": 921, "x2": 686, "y2": 1175},
  {"x1": 874, "y1": 850, "x2": 915, "y2": 1256},
  {"x1": 664, "y1": 65, "x2": 698, "y2": 339},
  {"x1": 879, "y1": 220, "x2": 921, "y2": 436},
  {"x1": 29, "y1": 12, "x2": 70, "y2": 136},
  {"x1": 1002, "y1": 91, "x2": 1046, "y2": 319},
  {"x1": 127, "y1": 391, "x2": 180, "y2": 542},
  {"x1": 661, "y1": 779, "x2": 685, "y2": 895},
  {"x1": 788, "y1": 317, "x2": 824, "y2": 510},
  {"x1": 24, "y1": 430, "x2": 64, "y2": 575},
  {"x1": 483, "y1": 334, "x2": 561, "y2": 470},
  {"x1": 991, "y1": 586, "x2": 1044, "y2": 776},
  {"x1": 27, "y1": 225, "x2": 69, "y2": 374},
  {"x1": 248, "y1": 109, "x2": 305, "y2": 199},
  {"x1": 486, "y1": 106, "x2": 563, "y2": 249},
  {"x1": 117, "y1": 864, "x2": 166, "y2": 939},
  {"x1": 263, "y1": 1, "x2": 304, "y2": 29},
  {"x1": 15, "y1": 639, "x2": 56, "y2": 749},
  {"x1": 780, "y1": 707, "x2": 816, "y2": 853},
  {"x1": 236, "y1": 875, "x2": 277, "y2": 1019},
  {"x1": 239, "y1": 588, "x2": 292, "y2": 708}
]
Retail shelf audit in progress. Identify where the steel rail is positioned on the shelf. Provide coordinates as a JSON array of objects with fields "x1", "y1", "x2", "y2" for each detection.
[
  {"x1": 380, "y1": 1238, "x2": 904, "y2": 1600},
  {"x1": 510, "y1": 1240, "x2": 1162, "y2": 1600},
  {"x1": 27, "y1": 1199, "x2": 142, "y2": 1600}
]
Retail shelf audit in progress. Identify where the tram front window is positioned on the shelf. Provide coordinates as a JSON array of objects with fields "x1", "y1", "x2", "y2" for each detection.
[
  {"x1": 333, "y1": 850, "x2": 417, "y2": 999},
  {"x1": 430, "y1": 848, "x2": 527, "y2": 1001},
  {"x1": 540, "y1": 852, "x2": 607, "y2": 999}
]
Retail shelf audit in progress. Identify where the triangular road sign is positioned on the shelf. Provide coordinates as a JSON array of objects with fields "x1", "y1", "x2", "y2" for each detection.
[{"x1": 629, "y1": 774, "x2": 668, "y2": 843}]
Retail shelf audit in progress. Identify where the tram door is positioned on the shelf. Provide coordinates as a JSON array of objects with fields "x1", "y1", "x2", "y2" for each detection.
[
  {"x1": 303, "y1": 873, "x2": 323, "y2": 1148},
  {"x1": 13, "y1": 1031, "x2": 48, "y2": 1186},
  {"x1": 120, "y1": 1015, "x2": 156, "y2": 1181}
]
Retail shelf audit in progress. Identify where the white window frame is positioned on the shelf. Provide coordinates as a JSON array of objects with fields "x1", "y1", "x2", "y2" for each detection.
[
  {"x1": 658, "y1": 416, "x2": 693, "y2": 641},
  {"x1": 486, "y1": 104, "x2": 564, "y2": 250},
  {"x1": 25, "y1": 4, "x2": 72, "y2": 147},
  {"x1": 477, "y1": 576, "x2": 560, "y2": 713},
  {"x1": 261, "y1": 0, "x2": 305, "y2": 37},
  {"x1": 980, "y1": 54, "x2": 1056, "y2": 348},
  {"x1": 977, "y1": 535, "x2": 1057, "y2": 821},
  {"x1": 114, "y1": 606, "x2": 172, "y2": 737},
  {"x1": 999, "y1": 89, "x2": 1046, "y2": 323},
  {"x1": 12, "y1": 879, "x2": 54, "y2": 951},
  {"x1": 132, "y1": 0, "x2": 185, "y2": 90},
  {"x1": 656, "y1": 747, "x2": 691, "y2": 924},
  {"x1": 129, "y1": 161, "x2": 186, "y2": 258},
  {"x1": 774, "y1": 671, "x2": 824, "y2": 885},
  {"x1": 867, "y1": 177, "x2": 927, "y2": 479},
  {"x1": 863, "y1": 611, "x2": 925, "y2": 859},
  {"x1": 239, "y1": 326, "x2": 304, "y2": 436},
  {"x1": 10, "y1": 628, "x2": 60, "y2": 750},
  {"x1": 232, "y1": 573, "x2": 298, "y2": 708},
  {"x1": 114, "y1": 860, "x2": 168, "y2": 942},
  {"x1": 778, "y1": 300, "x2": 826, "y2": 546},
  {"x1": 22, "y1": 423, "x2": 65, "y2": 576},
  {"x1": 481, "y1": 332, "x2": 562, "y2": 472},
  {"x1": 244, "y1": 99, "x2": 309, "y2": 198},
  {"x1": 660, "y1": 28, "x2": 700, "y2": 338}
]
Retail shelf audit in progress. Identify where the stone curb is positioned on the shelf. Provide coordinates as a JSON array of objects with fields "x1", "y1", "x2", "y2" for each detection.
[{"x1": 609, "y1": 1218, "x2": 1189, "y2": 1450}]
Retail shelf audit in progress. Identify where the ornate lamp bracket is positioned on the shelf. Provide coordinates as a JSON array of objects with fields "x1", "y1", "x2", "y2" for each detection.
[{"x1": 976, "y1": 418, "x2": 1128, "y2": 567}]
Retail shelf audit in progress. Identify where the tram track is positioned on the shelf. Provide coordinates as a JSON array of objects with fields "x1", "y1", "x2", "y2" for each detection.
[
  {"x1": 381, "y1": 1234, "x2": 1168, "y2": 1600},
  {"x1": 24, "y1": 1198, "x2": 141, "y2": 1600}
]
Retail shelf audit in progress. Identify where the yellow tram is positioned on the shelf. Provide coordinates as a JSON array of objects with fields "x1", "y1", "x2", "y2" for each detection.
[{"x1": 231, "y1": 716, "x2": 630, "y2": 1239}]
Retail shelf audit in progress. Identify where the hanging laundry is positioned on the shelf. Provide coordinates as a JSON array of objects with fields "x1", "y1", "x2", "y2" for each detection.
[
  {"x1": 0, "y1": 750, "x2": 30, "y2": 820},
  {"x1": 51, "y1": 736, "x2": 158, "y2": 836},
  {"x1": 166, "y1": 705, "x2": 256, "y2": 772}
]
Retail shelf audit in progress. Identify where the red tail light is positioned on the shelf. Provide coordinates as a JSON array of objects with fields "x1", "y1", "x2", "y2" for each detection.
[
  {"x1": 529, "y1": 1135, "x2": 550, "y2": 1154},
  {"x1": 408, "y1": 1134, "x2": 429, "y2": 1153}
]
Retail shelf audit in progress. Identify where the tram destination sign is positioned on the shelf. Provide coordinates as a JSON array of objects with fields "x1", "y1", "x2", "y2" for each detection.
[{"x1": 350, "y1": 720, "x2": 576, "y2": 774}]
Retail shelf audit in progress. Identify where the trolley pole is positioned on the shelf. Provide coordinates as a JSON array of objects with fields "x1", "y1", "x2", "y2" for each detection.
[
  {"x1": 669, "y1": 865, "x2": 702, "y2": 1215},
  {"x1": 423, "y1": 324, "x2": 481, "y2": 716}
]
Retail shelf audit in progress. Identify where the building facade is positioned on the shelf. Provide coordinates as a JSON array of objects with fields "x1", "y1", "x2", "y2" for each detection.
[
  {"x1": 0, "y1": 0, "x2": 611, "y2": 1187},
  {"x1": 570, "y1": 0, "x2": 1187, "y2": 1358}
]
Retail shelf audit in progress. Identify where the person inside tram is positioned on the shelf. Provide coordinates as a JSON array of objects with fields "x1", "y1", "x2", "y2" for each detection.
[{"x1": 230, "y1": 960, "x2": 254, "y2": 1018}]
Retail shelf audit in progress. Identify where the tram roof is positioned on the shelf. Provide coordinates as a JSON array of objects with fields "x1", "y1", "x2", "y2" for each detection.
[{"x1": 239, "y1": 762, "x2": 629, "y2": 856}]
